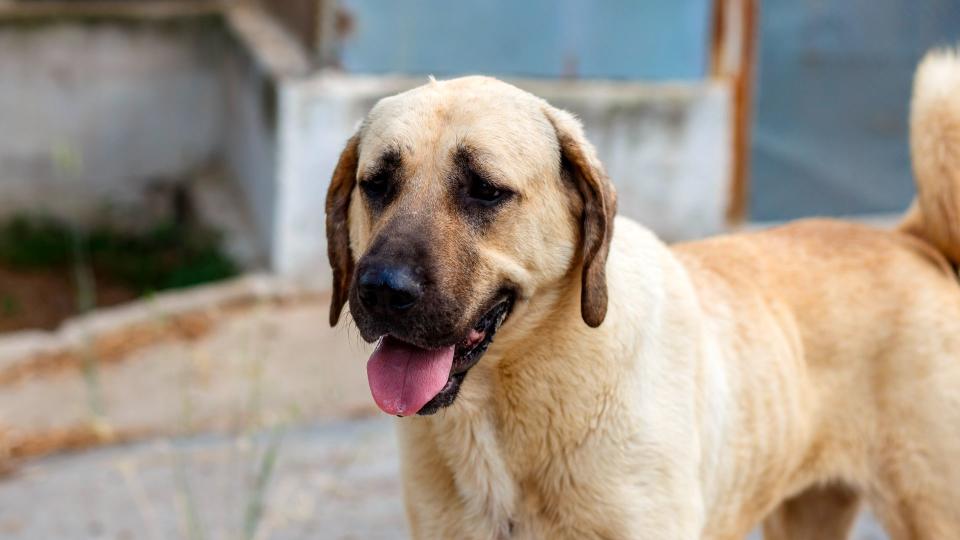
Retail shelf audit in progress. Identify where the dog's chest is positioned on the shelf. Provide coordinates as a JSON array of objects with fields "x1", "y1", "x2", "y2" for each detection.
[
  {"x1": 425, "y1": 362, "x2": 641, "y2": 538},
  {"x1": 464, "y1": 412, "x2": 624, "y2": 537},
  {"x1": 434, "y1": 411, "x2": 592, "y2": 538}
]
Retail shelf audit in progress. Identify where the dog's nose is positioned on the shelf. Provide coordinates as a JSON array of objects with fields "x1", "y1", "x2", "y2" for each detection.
[{"x1": 357, "y1": 264, "x2": 423, "y2": 313}]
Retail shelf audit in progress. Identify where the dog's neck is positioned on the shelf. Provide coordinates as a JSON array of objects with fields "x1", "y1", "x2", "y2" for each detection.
[
  {"x1": 418, "y1": 258, "x2": 656, "y2": 535},
  {"x1": 409, "y1": 225, "x2": 713, "y2": 536}
]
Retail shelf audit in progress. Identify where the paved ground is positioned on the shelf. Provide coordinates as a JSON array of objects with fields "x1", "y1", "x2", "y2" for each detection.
[
  {"x1": 0, "y1": 283, "x2": 890, "y2": 539},
  {"x1": 0, "y1": 415, "x2": 890, "y2": 540},
  {"x1": 0, "y1": 292, "x2": 375, "y2": 449},
  {"x1": 0, "y1": 418, "x2": 405, "y2": 540}
]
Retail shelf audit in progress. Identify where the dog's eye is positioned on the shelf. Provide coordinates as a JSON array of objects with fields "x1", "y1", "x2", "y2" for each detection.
[
  {"x1": 468, "y1": 176, "x2": 507, "y2": 205},
  {"x1": 361, "y1": 171, "x2": 390, "y2": 199}
]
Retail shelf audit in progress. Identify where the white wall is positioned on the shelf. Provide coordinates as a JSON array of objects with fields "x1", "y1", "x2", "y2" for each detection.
[
  {"x1": 532, "y1": 80, "x2": 731, "y2": 241},
  {"x1": 273, "y1": 74, "x2": 732, "y2": 286},
  {"x1": 221, "y1": 39, "x2": 278, "y2": 264},
  {"x1": 0, "y1": 19, "x2": 733, "y2": 286},
  {"x1": 273, "y1": 75, "x2": 390, "y2": 279},
  {"x1": 0, "y1": 20, "x2": 228, "y2": 225}
]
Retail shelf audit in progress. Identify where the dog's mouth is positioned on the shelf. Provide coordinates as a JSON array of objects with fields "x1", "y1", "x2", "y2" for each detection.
[{"x1": 365, "y1": 297, "x2": 513, "y2": 417}]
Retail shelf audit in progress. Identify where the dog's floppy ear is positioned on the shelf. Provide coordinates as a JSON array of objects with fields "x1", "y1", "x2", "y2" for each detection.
[
  {"x1": 544, "y1": 107, "x2": 617, "y2": 328},
  {"x1": 325, "y1": 134, "x2": 361, "y2": 326}
]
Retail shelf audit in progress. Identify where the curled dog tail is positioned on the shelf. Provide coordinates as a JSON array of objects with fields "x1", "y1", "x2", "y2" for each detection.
[{"x1": 900, "y1": 47, "x2": 960, "y2": 266}]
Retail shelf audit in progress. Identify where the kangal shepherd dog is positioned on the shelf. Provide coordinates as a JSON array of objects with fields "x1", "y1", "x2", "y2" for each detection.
[{"x1": 325, "y1": 49, "x2": 960, "y2": 539}]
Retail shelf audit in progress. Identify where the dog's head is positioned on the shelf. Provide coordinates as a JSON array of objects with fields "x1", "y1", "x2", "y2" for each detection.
[{"x1": 326, "y1": 76, "x2": 616, "y2": 416}]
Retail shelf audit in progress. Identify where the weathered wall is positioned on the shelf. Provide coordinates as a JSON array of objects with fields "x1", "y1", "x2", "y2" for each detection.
[
  {"x1": 0, "y1": 19, "x2": 228, "y2": 225},
  {"x1": 337, "y1": 0, "x2": 711, "y2": 81},
  {"x1": 0, "y1": 14, "x2": 732, "y2": 284},
  {"x1": 221, "y1": 38, "x2": 278, "y2": 265},
  {"x1": 538, "y1": 81, "x2": 730, "y2": 241},
  {"x1": 273, "y1": 74, "x2": 731, "y2": 285},
  {"x1": 751, "y1": 0, "x2": 960, "y2": 220}
]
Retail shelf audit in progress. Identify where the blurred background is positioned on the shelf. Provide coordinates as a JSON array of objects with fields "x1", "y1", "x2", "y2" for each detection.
[{"x1": 0, "y1": 0, "x2": 955, "y2": 538}]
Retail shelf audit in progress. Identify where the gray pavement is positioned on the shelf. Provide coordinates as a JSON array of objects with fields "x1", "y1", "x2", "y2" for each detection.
[
  {"x1": 0, "y1": 418, "x2": 405, "y2": 540},
  {"x1": 0, "y1": 415, "x2": 891, "y2": 540},
  {"x1": 0, "y1": 282, "x2": 890, "y2": 540}
]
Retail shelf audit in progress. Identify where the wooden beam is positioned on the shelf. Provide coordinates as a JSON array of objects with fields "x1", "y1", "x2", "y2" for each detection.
[
  {"x1": 0, "y1": 1, "x2": 226, "y2": 22},
  {"x1": 710, "y1": 0, "x2": 759, "y2": 225}
]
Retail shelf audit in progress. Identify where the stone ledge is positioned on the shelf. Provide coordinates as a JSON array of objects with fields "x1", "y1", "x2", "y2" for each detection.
[
  {"x1": 0, "y1": 273, "x2": 324, "y2": 375},
  {"x1": 0, "y1": 1, "x2": 225, "y2": 22}
]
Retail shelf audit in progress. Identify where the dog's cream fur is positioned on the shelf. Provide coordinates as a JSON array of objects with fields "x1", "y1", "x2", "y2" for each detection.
[{"x1": 328, "y1": 49, "x2": 960, "y2": 539}]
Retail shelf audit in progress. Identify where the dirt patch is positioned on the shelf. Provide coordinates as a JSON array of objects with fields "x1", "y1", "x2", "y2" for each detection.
[
  {"x1": 0, "y1": 309, "x2": 214, "y2": 386},
  {"x1": 0, "y1": 280, "x2": 373, "y2": 474},
  {"x1": 0, "y1": 265, "x2": 137, "y2": 333},
  {"x1": 0, "y1": 215, "x2": 239, "y2": 333},
  {"x1": 0, "y1": 423, "x2": 141, "y2": 476}
]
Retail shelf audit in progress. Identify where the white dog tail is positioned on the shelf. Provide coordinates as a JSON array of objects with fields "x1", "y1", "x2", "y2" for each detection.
[{"x1": 900, "y1": 47, "x2": 960, "y2": 266}]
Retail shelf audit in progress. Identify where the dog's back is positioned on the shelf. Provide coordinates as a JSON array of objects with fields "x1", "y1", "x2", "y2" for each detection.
[{"x1": 672, "y1": 48, "x2": 960, "y2": 539}]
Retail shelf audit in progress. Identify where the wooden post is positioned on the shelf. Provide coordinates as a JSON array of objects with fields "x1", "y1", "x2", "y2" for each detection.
[{"x1": 710, "y1": 0, "x2": 759, "y2": 225}]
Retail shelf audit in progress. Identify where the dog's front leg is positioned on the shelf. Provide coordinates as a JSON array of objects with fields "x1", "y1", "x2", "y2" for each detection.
[
  {"x1": 503, "y1": 440, "x2": 706, "y2": 540},
  {"x1": 398, "y1": 416, "x2": 516, "y2": 540},
  {"x1": 508, "y1": 487, "x2": 704, "y2": 540},
  {"x1": 614, "y1": 467, "x2": 706, "y2": 540}
]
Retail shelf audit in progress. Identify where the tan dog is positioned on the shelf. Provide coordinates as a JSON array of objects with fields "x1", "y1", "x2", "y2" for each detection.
[{"x1": 325, "y1": 50, "x2": 960, "y2": 539}]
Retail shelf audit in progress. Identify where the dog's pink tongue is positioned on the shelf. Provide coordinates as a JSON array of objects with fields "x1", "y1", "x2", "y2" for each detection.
[{"x1": 366, "y1": 336, "x2": 454, "y2": 416}]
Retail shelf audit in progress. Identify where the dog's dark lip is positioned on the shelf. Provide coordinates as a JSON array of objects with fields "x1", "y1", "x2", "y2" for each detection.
[
  {"x1": 371, "y1": 294, "x2": 514, "y2": 359},
  {"x1": 415, "y1": 295, "x2": 514, "y2": 415},
  {"x1": 451, "y1": 298, "x2": 512, "y2": 371}
]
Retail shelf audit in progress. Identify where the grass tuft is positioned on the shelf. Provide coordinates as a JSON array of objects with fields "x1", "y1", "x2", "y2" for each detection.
[{"x1": 0, "y1": 215, "x2": 238, "y2": 294}]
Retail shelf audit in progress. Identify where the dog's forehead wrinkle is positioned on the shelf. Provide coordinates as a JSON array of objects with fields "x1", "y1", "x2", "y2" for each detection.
[{"x1": 358, "y1": 132, "x2": 401, "y2": 169}]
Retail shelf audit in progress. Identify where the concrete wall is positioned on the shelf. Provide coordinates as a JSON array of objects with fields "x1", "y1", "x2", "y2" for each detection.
[
  {"x1": 221, "y1": 38, "x2": 278, "y2": 264},
  {"x1": 0, "y1": 18, "x2": 229, "y2": 225},
  {"x1": 273, "y1": 75, "x2": 384, "y2": 279},
  {"x1": 0, "y1": 13, "x2": 732, "y2": 286},
  {"x1": 751, "y1": 0, "x2": 960, "y2": 220},
  {"x1": 539, "y1": 81, "x2": 730, "y2": 241},
  {"x1": 338, "y1": 0, "x2": 711, "y2": 81},
  {"x1": 274, "y1": 74, "x2": 731, "y2": 286}
]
